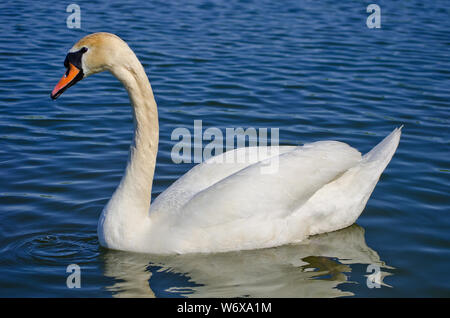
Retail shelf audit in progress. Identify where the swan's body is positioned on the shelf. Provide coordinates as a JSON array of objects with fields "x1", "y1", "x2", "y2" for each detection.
[{"x1": 52, "y1": 33, "x2": 402, "y2": 254}]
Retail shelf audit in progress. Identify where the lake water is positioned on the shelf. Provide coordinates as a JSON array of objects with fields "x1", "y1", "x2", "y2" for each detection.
[{"x1": 0, "y1": 0, "x2": 449, "y2": 297}]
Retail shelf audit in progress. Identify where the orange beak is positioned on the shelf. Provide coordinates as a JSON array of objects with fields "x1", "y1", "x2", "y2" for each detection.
[{"x1": 51, "y1": 63, "x2": 82, "y2": 99}]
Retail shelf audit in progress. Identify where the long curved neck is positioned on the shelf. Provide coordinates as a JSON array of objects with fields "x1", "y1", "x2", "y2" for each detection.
[
  {"x1": 113, "y1": 57, "x2": 159, "y2": 208},
  {"x1": 100, "y1": 49, "x2": 158, "y2": 243}
]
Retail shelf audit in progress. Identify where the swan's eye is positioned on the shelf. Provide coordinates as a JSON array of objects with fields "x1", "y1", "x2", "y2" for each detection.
[{"x1": 64, "y1": 47, "x2": 88, "y2": 73}]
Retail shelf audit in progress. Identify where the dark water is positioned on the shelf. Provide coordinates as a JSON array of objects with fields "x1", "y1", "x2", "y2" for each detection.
[{"x1": 0, "y1": 0, "x2": 449, "y2": 297}]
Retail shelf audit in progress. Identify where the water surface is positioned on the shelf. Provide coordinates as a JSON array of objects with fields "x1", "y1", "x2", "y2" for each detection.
[{"x1": 0, "y1": 0, "x2": 449, "y2": 297}]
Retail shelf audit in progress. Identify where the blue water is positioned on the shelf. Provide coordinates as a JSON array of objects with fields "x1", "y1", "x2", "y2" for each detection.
[{"x1": 0, "y1": 0, "x2": 449, "y2": 297}]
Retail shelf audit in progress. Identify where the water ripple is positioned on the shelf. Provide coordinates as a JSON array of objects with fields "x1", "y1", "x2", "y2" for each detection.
[{"x1": 0, "y1": 0, "x2": 449, "y2": 297}]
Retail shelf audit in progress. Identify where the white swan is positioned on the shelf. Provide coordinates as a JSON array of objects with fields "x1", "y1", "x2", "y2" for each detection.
[{"x1": 51, "y1": 33, "x2": 402, "y2": 254}]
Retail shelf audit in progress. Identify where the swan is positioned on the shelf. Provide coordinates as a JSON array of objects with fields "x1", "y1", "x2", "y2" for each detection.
[{"x1": 50, "y1": 32, "x2": 402, "y2": 254}]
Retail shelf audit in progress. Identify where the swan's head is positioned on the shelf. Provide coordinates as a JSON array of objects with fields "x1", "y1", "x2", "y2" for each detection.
[{"x1": 51, "y1": 32, "x2": 129, "y2": 99}]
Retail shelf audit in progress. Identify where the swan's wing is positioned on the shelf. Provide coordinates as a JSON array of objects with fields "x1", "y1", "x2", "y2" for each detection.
[
  {"x1": 156, "y1": 141, "x2": 361, "y2": 229},
  {"x1": 150, "y1": 146, "x2": 295, "y2": 215}
]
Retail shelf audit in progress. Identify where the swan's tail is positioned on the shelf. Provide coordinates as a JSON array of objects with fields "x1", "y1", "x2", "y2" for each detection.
[
  {"x1": 362, "y1": 125, "x2": 403, "y2": 166},
  {"x1": 290, "y1": 126, "x2": 403, "y2": 238},
  {"x1": 350, "y1": 125, "x2": 403, "y2": 208}
]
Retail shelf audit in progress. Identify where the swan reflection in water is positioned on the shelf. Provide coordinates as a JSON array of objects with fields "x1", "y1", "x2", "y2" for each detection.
[{"x1": 101, "y1": 224, "x2": 393, "y2": 297}]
